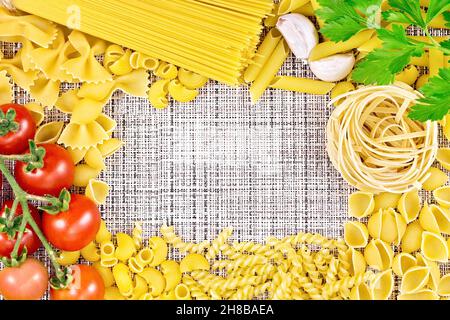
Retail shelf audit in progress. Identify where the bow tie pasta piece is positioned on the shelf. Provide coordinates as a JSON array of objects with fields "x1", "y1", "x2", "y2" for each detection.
[
  {"x1": 19, "y1": 39, "x2": 37, "y2": 73},
  {"x1": 348, "y1": 192, "x2": 374, "y2": 219},
  {"x1": 346, "y1": 248, "x2": 366, "y2": 276},
  {"x1": 415, "y1": 253, "x2": 441, "y2": 291},
  {"x1": 95, "y1": 114, "x2": 117, "y2": 136},
  {"x1": 400, "y1": 266, "x2": 430, "y2": 294},
  {"x1": 436, "y1": 148, "x2": 450, "y2": 170},
  {"x1": 34, "y1": 121, "x2": 64, "y2": 144},
  {"x1": 0, "y1": 70, "x2": 12, "y2": 104},
  {"x1": 344, "y1": 221, "x2": 369, "y2": 248},
  {"x1": 66, "y1": 147, "x2": 88, "y2": 165},
  {"x1": 160, "y1": 260, "x2": 182, "y2": 292},
  {"x1": 421, "y1": 231, "x2": 449, "y2": 262},
  {"x1": 73, "y1": 164, "x2": 102, "y2": 188},
  {"x1": 437, "y1": 274, "x2": 450, "y2": 297},
  {"x1": 392, "y1": 253, "x2": 417, "y2": 277},
  {"x1": 129, "y1": 52, "x2": 159, "y2": 71},
  {"x1": 373, "y1": 193, "x2": 402, "y2": 212},
  {"x1": 24, "y1": 102, "x2": 45, "y2": 126},
  {"x1": 55, "y1": 89, "x2": 79, "y2": 114},
  {"x1": 71, "y1": 98, "x2": 105, "y2": 125},
  {"x1": 180, "y1": 254, "x2": 210, "y2": 273},
  {"x1": 85, "y1": 179, "x2": 110, "y2": 206},
  {"x1": 113, "y1": 263, "x2": 133, "y2": 297},
  {"x1": 397, "y1": 289, "x2": 439, "y2": 300},
  {"x1": 148, "y1": 79, "x2": 170, "y2": 109},
  {"x1": 398, "y1": 190, "x2": 422, "y2": 223},
  {"x1": 349, "y1": 282, "x2": 373, "y2": 300},
  {"x1": 92, "y1": 262, "x2": 115, "y2": 288},
  {"x1": 367, "y1": 208, "x2": 406, "y2": 245},
  {"x1": 148, "y1": 237, "x2": 168, "y2": 267},
  {"x1": 0, "y1": 8, "x2": 57, "y2": 47},
  {"x1": 370, "y1": 269, "x2": 393, "y2": 300},
  {"x1": 139, "y1": 267, "x2": 166, "y2": 297},
  {"x1": 58, "y1": 121, "x2": 109, "y2": 150},
  {"x1": 84, "y1": 147, "x2": 106, "y2": 170},
  {"x1": 364, "y1": 239, "x2": 394, "y2": 271},
  {"x1": 115, "y1": 233, "x2": 137, "y2": 262},
  {"x1": 97, "y1": 138, "x2": 124, "y2": 158},
  {"x1": 401, "y1": 221, "x2": 424, "y2": 253},
  {"x1": 62, "y1": 30, "x2": 112, "y2": 83},
  {"x1": 433, "y1": 186, "x2": 450, "y2": 208},
  {"x1": 0, "y1": 51, "x2": 39, "y2": 90},
  {"x1": 29, "y1": 73, "x2": 60, "y2": 107},
  {"x1": 419, "y1": 204, "x2": 450, "y2": 235},
  {"x1": 422, "y1": 167, "x2": 449, "y2": 191}
]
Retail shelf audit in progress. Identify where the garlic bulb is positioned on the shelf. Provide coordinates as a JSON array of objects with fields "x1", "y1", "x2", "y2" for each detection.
[
  {"x1": 309, "y1": 53, "x2": 355, "y2": 82},
  {"x1": 276, "y1": 13, "x2": 318, "y2": 60}
]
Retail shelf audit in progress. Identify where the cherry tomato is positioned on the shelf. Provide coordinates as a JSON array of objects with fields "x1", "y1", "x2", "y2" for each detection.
[
  {"x1": 42, "y1": 194, "x2": 101, "y2": 251},
  {"x1": 0, "y1": 258, "x2": 48, "y2": 300},
  {"x1": 0, "y1": 104, "x2": 36, "y2": 155},
  {"x1": 15, "y1": 143, "x2": 75, "y2": 196},
  {"x1": 0, "y1": 200, "x2": 41, "y2": 258},
  {"x1": 50, "y1": 265, "x2": 104, "y2": 300}
]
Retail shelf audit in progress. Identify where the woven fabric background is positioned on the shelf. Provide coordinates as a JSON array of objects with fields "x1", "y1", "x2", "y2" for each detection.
[{"x1": 1, "y1": 25, "x2": 449, "y2": 299}]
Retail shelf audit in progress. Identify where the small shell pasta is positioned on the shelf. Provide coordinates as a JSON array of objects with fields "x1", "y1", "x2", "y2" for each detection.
[
  {"x1": 422, "y1": 167, "x2": 448, "y2": 191},
  {"x1": 400, "y1": 266, "x2": 430, "y2": 294},
  {"x1": 419, "y1": 203, "x2": 450, "y2": 235},
  {"x1": 343, "y1": 221, "x2": 369, "y2": 248},
  {"x1": 401, "y1": 221, "x2": 424, "y2": 253},
  {"x1": 347, "y1": 248, "x2": 366, "y2": 276},
  {"x1": 436, "y1": 148, "x2": 450, "y2": 170},
  {"x1": 370, "y1": 269, "x2": 393, "y2": 300},
  {"x1": 24, "y1": 103, "x2": 45, "y2": 126},
  {"x1": 433, "y1": 186, "x2": 450, "y2": 208},
  {"x1": 397, "y1": 190, "x2": 421, "y2": 223},
  {"x1": 415, "y1": 253, "x2": 441, "y2": 291},
  {"x1": 421, "y1": 231, "x2": 449, "y2": 262},
  {"x1": 80, "y1": 241, "x2": 100, "y2": 262},
  {"x1": 367, "y1": 208, "x2": 406, "y2": 245},
  {"x1": 180, "y1": 254, "x2": 210, "y2": 273},
  {"x1": 34, "y1": 121, "x2": 65, "y2": 144},
  {"x1": 85, "y1": 179, "x2": 110, "y2": 205},
  {"x1": 364, "y1": 239, "x2": 393, "y2": 271},
  {"x1": 350, "y1": 282, "x2": 373, "y2": 300},
  {"x1": 437, "y1": 274, "x2": 450, "y2": 296},
  {"x1": 397, "y1": 289, "x2": 439, "y2": 300},
  {"x1": 392, "y1": 253, "x2": 416, "y2": 276}
]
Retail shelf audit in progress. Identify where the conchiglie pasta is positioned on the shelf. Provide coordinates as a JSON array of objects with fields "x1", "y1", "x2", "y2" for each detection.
[
  {"x1": 415, "y1": 253, "x2": 441, "y2": 291},
  {"x1": 180, "y1": 254, "x2": 210, "y2": 273},
  {"x1": 24, "y1": 103, "x2": 45, "y2": 126},
  {"x1": 397, "y1": 289, "x2": 439, "y2": 300},
  {"x1": 422, "y1": 167, "x2": 448, "y2": 191},
  {"x1": 419, "y1": 203, "x2": 450, "y2": 235},
  {"x1": 401, "y1": 221, "x2": 424, "y2": 253},
  {"x1": 348, "y1": 192, "x2": 374, "y2": 219},
  {"x1": 168, "y1": 80, "x2": 199, "y2": 103},
  {"x1": 433, "y1": 186, "x2": 450, "y2": 208},
  {"x1": 85, "y1": 179, "x2": 110, "y2": 205},
  {"x1": 370, "y1": 269, "x2": 393, "y2": 300},
  {"x1": 161, "y1": 260, "x2": 182, "y2": 292},
  {"x1": 397, "y1": 190, "x2": 421, "y2": 223},
  {"x1": 373, "y1": 192, "x2": 401, "y2": 212},
  {"x1": 350, "y1": 282, "x2": 373, "y2": 300},
  {"x1": 367, "y1": 208, "x2": 406, "y2": 245},
  {"x1": 344, "y1": 221, "x2": 369, "y2": 248},
  {"x1": 34, "y1": 121, "x2": 65, "y2": 144},
  {"x1": 437, "y1": 274, "x2": 450, "y2": 296},
  {"x1": 115, "y1": 233, "x2": 137, "y2": 262},
  {"x1": 400, "y1": 266, "x2": 430, "y2": 294},
  {"x1": 139, "y1": 267, "x2": 166, "y2": 297},
  {"x1": 421, "y1": 231, "x2": 449, "y2": 262},
  {"x1": 73, "y1": 164, "x2": 102, "y2": 187},
  {"x1": 436, "y1": 148, "x2": 450, "y2": 170},
  {"x1": 347, "y1": 248, "x2": 366, "y2": 276},
  {"x1": 364, "y1": 239, "x2": 393, "y2": 271},
  {"x1": 392, "y1": 253, "x2": 416, "y2": 276}
]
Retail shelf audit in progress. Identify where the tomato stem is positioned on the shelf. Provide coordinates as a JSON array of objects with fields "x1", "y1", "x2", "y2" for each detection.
[
  {"x1": 0, "y1": 159, "x2": 67, "y2": 283},
  {"x1": 0, "y1": 154, "x2": 33, "y2": 162},
  {"x1": 6, "y1": 197, "x2": 20, "y2": 223}
]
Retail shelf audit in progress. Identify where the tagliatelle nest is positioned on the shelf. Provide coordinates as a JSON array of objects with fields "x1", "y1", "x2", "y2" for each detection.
[{"x1": 326, "y1": 84, "x2": 439, "y2": 194}]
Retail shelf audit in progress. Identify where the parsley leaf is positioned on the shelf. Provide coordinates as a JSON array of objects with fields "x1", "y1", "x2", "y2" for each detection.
[
  {"x1": 425, "y1": 0, "x2": 450, "y2": 24},
  {"x1": 443, "y1": 11, "x2": 450, "y2": 27},
  {"x1": 409, "y1": 68, "x2": 450, "y2": 121},
  {"x1": 388, "y1": 0, "x2": 426, "y2": 28},
  {"x1": 441, "y1": 39, "x2": 450, "y2": 51},
  {"x1": 352, "y1": 25, "x2": 425, "y2": 84},
  {"x1": 317, "y1": 0, "x2": 382, "y2": 42}
]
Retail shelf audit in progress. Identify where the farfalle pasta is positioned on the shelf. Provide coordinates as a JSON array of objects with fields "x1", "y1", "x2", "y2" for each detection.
[
  {"x1": 28, "y1": 72, "x2": 60, "y2": 107},
  {"x1": 73, "y1": 164, "x2": 102, "y2": 187},
  {"x1": 0, "y1": 50, "x2": 38, "y2": 90}
]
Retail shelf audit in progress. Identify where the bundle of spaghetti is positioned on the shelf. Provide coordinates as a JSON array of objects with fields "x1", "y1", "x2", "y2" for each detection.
[
  {"x1": 9, "y1": 0, "x2": 274, "y2": 85},
  {"x1": 327, "y1": 84, "x2": 439, "y2": 194}
]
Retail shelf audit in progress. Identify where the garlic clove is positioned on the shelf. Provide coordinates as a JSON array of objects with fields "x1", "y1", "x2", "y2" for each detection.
[
  {"x1": 309, "y1": 53, "x2": 355, "y2": 82},
  {"x1": 276, "y1": 13, "x2": 318, "y2": 60}
]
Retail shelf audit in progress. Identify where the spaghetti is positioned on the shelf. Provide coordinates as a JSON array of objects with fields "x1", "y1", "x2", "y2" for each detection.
[
  {"x1": 7, "y1": 0, "x2": 273, "y2": 85},
  {"x1": 326, "y1": 84, "x2": 438, "y2": 194}
]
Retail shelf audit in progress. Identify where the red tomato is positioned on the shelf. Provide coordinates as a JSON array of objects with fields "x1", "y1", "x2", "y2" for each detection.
[
  {"x1": 0, "y1": 258, "x2": 48, "y2": 300},
  {"x1": 42, "y1": 194, "x2": 101, "y2": 251},
  {"x1": 0, "y1": 200, "x2": 41, "y2": 258},
  {"x1": 15, "y1": 143, "x2": 75, "y2": 196},
  {"x1": 50, "y1": 265, "x2": 104, "y2": 300},
  {"x1": 0, "y1": 104, "x2": 36, "y2": 155}
]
